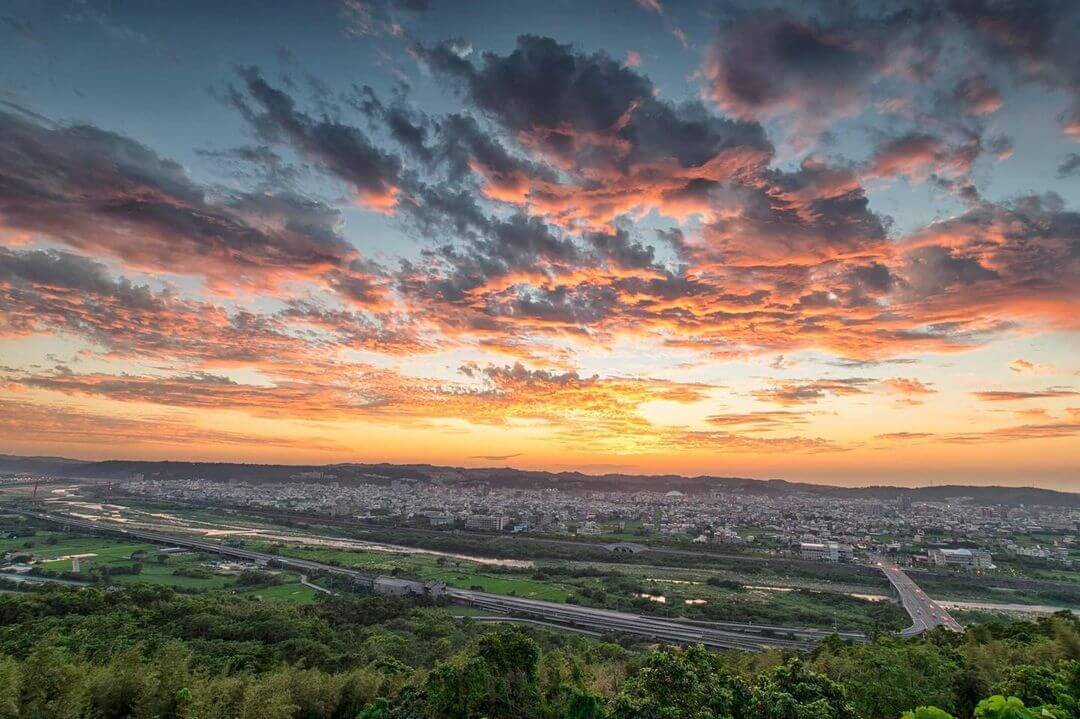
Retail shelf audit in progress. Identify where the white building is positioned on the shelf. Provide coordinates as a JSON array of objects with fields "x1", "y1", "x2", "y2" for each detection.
[
  {"x1": 929, "y1": 548, "x2": 992, "y2": 569},
  {"x1": 465, "y1": 514, "x2": 508, "y2": 531},
  {"x1": 800, "y1": 541, "x2": 853, "y2": 562}
]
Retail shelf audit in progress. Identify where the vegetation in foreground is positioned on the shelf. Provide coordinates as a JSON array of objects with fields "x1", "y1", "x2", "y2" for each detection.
[{"x1": 0, "y1": 584, "x2": 1077, "y2": 719}]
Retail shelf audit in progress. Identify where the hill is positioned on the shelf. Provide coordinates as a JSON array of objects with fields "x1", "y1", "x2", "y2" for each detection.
[{"x1": 0, "y1": 454, "x2": 1075, "y2": 507}]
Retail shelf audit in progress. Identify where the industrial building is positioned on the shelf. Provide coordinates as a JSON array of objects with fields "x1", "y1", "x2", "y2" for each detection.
[
  {"x1": 465, "y1": 514, "x2": 508, "y2": 531},
  {"x1": 800, "y1": 541, "x2": 854, "y2": 562},
  {"x1": 928, "y1": 548, "x2": 993, "y2": 569}
]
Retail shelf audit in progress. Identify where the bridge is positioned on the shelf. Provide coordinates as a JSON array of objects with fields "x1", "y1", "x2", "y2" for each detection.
[
  {"x1": 870, "y1": 555, "x2": 964, "y2": 635},
  {"x1": 7, "y1": 508, "x2": 866, "y2": 652}
]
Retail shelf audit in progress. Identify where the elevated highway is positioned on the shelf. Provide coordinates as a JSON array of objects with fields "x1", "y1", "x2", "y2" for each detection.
[
  {"x1": 872, "y1": 556, "x2": 964, "y2": 634},
  {"x1": 7, "y1": 508, "x2": 858, "y2": 652}
]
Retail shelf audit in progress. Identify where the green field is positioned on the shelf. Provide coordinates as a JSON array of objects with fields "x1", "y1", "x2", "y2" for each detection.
[
  {"x1": 428, "y1": 568, "x2": 572, "y2": 600},
  {"x1": 0, "y1": 529, "x2": 316, "y2": 601}
]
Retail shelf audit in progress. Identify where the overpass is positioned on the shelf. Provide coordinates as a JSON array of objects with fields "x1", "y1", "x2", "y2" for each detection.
[
  {"x1": 7, "y1": 508, "x2": 861, "y2": 652},
  {"x1": 871, "y1": 555, "x2": 964, "y2": 634}
]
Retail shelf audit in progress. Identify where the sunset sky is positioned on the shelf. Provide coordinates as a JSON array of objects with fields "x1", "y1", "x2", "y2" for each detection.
[{"x1": 1, "y1": 0, "x2": 1078, "y2": 488}]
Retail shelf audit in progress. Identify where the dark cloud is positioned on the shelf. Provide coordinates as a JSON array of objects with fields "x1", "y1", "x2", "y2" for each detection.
[
  {"x1": 952, "y1": 73, "x2": 1003, "y2": 115},
  {"x1": 973, "y1": 388, "x2": 1079, "y2": 401},
  {"x1": 583, "y1": 228, "x2": 657, "y2": 270},
  {"x1": 701, "y1": 158, "x2": 888, "y2": 267},
  {"x1": 430, "y1": 113, "x2": 558, "y2": 195},
  {"x1": 231, "y1": 67, "x2": 402, "y2": 211},
  {"x1": 405, "y1": 211, "x2": 581, "y2": 302},
  {"x1": 901, "y1": 193, "x2": 1080, "y2": 325},
  {"x1": 1058, "y1": 153, "x2": 1080, "y2": 178},
  {"x1": 349, "y1": 84, "x2": 434, "y2": 164},
  {"x1": 864, "y1": 131, "x2": 984, "y2": 184},
  {"x1": 423, "y1": 34, "x2": 769, "y2": 172},
  {"x1": 196, "y1": 144, "x2": 300, "y2": 187},
  {"x1": 0, "y1": 107, "x2": 359, "y2": 288},
  {"x1": 705, "y1": 6, "x2": 941, "y2": 131},
  {"x1": 949, "y1": 0, "x2": 1080, "y2": 137},
  {"x1": 753, "y1": 377, "x2": 874, "y2": 405},
  {"x1": 903, "y1": 245, "x2": 999, "y2": 296}
]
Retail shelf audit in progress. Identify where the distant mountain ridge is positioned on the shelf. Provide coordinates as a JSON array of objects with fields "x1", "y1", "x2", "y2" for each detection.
[{"x1": 0, "y1": 454, "x2": 1075, "y2": 507}]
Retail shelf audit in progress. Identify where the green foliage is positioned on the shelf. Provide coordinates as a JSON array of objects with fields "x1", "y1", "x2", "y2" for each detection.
[
  {"x1": 609, "y1": 644, "x2": 747, "y2": 719},
  {"x1": 0, "y1": 584, "x2": 1077, "y2": 719},
  {"x1": 902, "y1": 707, "x2": 956, "y2": 719},
  {"x1": 236, "y1": 568, "x2": 285, "y2": 587},
  {"x1": 423, "y1": 629, "x2": 542, "y2": 718},
  {"x1": 813, "y1": 635, "x2": 960, "y2": 717},
  {"x1": 751, "y1": 658, "x2": 857, "y2": 719},
  {"x1": 973, "y1": 695, "x2": 1042, "y2": 719}
]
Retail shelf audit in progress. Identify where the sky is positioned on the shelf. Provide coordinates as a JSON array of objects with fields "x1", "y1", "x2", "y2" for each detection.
[{"x1": 0, "y1": 0, "x2": 1078, "y2": 489}]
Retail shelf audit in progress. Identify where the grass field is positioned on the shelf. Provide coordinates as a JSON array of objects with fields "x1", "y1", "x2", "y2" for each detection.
[
  {"x1": 0, "y1": 529, "x2": 317, "y2": 601},
  {"x1": 427, "y1": 568, "x2": 572, "y2": 601},
  {"x1": 243, "y1": 540, "x2": 576, "y2": 600}
]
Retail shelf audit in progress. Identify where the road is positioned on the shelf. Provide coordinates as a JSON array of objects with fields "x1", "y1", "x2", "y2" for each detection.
[
  {"x1": 873, "y1": 557, "x2": 963, "y2": 634},
  {"x1": 299, "y1": 574, "x2": 334, "y2": 595},
  {"x1": 6, "y1": 508, "x2": 845, "y2": 652}
]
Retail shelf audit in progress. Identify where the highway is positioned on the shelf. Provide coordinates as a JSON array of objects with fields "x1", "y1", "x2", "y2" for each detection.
[
  {"x1": 6, "y1": 508, "x2": 841, "y2": 652},
  {"x1": 873, "y1": 557, "x2": 964, "y2": 635}
]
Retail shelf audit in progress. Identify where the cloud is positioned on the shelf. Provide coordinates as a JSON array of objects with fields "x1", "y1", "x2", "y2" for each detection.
[
  {"x1": 0, "y1": 107, "x2": 362, "y2": 290},
  {"x1": 5, "y1": 360, "x2": 790, "y2": 456},
  {"x1": 973, "y1": 388, "x2": 1079, "y2": 401},
  {"x1": 1008, "y1": 358, "x2": 1066, "y2": 375},
  {"x1": 875, "y1": 431, "x2": 935, "y2": 441},
  {"x1": 942, "y1": 422, "x2": 1080, "y2": 443},
  {"x1": 230, "y1": 67, "x2": 402, "y2": 212},
  {"x1": 753, "y1": 377, "x2": 873, "y2": 405},
  {"x1": 897, "y1": 194, "x2": 1080, "y2": 331},
  {"x1": 0, "y1": 398, "x2": 323, "y2": 449},
  {"x1": 705, "y1": 410, "x2": 810, "y2": 431},
  {"x1": 876, "y1": 422, "x2": 1080, "y2": 444},
  {"x1": 863, "y1": 132, "x2": 982, "y2": 182},
  {"x1": 1009, "y1": 358, "x2": 1035, "y2": 373},
  {"x1": 949, "y1": 0, "x2": 1080, "y2": 139},
  {"x1": 881, "y1": 377, "x2": 937, "y2": 395},
  {"x1": 703, "y1": 7, "x2": 941, "y2": 142},
  {"x1": 1058, "y1": 153, "x2": 1080, "y2": 177},
  {"x1": 421, "y1": 34, "x2": 771, "y2": 230},
  {"x1": 0, "y1": 248, "x2": 414, "y2": 368},
  {"x1": 952, "y1": 73, "x2": 1003, "y2": 115}
]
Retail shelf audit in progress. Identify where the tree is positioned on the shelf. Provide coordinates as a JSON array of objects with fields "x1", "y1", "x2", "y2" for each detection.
[
  {"x1": 238, "y1": 674, "x2": 297, "y2": 719},
  {"x1": 902, "y1": 707, "x2": 956, "y2": 719},
  {"x1": 18, "y1": 645, "x2": 85, "y2": 719},
  {"x1": 0, "y1": 656, "x2": 18, "y2": 719},
  {"x1": 608, "y1": 644, "x2": 748, "y2": 719},
  {"x1": 974, "y1": 695, "x2": 1040, "y2": 719},
  {"x1": 993, "y1": 665, "x2": 1060, "y2": 710},
  {"x1": 812, "y1": 637, "x2": 959, "y2": 718},
  {"x1": 537, "y1": 649, "x2": 604, "y2": 719},
  {"x1": 751, "y1": 658, "x2": 858, "y2": 719},
  {"x1": 134, "y1": 640, "x2": 193, "y2": 719},
  {"x1": 423, "y1": 629, "x2": 542, "y2": 719},
  {"x1": 84, "y1": 648, "x2": 150, "y2": 719}
]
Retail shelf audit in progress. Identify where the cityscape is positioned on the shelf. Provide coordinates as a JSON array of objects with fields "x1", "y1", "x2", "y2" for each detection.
[{"x1": 113, "y1": 472, "x2": 1074, "y2": 569}]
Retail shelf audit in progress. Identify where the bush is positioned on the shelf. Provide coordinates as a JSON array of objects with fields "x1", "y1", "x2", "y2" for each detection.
[{"x1": 235, "y1": 569, "x2": 284, "y2": 588}]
